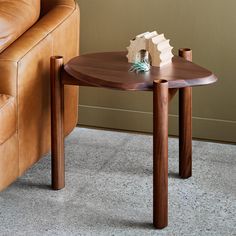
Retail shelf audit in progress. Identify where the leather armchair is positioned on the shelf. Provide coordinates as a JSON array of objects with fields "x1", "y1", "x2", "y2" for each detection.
[{"x1": 0, "y1": 0, "x2": 79, "y2": 191}]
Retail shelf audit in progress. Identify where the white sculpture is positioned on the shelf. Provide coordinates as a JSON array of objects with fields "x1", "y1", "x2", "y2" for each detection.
[{"x1": 127, "y1": 31, "x2": 174, "y2": 68}]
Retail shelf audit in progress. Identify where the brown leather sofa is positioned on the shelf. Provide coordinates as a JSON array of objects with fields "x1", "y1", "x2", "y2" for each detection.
[{"x1": 0, "y1": 0, "x2": 79, "y2": 191}]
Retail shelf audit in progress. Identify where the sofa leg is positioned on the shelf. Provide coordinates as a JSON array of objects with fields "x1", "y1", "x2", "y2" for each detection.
[
  {"x1": 50, "y1": 56, "x2": 65, "y2": 190},
  {"x1": 153, "y1": 79, "x2": 169, "y2": 229}
]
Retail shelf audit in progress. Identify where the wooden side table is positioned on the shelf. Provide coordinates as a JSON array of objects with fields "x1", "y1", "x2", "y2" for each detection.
[{"x1": 50, "y1": 49, "x2": 217, "y2": 229}]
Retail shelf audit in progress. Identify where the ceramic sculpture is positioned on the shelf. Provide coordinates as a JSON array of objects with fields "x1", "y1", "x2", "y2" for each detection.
[{"x1": 127, "y1": 31, "x2": 174, "y2": 68}]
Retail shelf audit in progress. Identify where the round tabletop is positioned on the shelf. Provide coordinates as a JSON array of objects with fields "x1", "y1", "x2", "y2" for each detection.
[{"x1": 64, "y1": 51, "x2": 217, "y2": 91}]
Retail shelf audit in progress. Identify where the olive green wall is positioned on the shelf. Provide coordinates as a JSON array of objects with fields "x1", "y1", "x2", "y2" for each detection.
[{"x1": 76, "y1": 0, "x2": 236, "y2": 143}]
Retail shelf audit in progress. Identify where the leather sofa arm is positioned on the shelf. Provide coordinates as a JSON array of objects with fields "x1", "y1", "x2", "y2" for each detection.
[
  {"x1": 41, "y1": 0, "x2": 76, "y2": 17},
  {"x1": 0, "y1": 1, "x2": 79, "y2": 96},
  {"x1": 0, "y1": 0, "x2": 79, "y2": 190}
]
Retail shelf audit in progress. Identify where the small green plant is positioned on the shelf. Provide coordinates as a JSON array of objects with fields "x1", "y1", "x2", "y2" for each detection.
[{"x1": 129, "y1": 59, "x2": 150, "y2": 73}]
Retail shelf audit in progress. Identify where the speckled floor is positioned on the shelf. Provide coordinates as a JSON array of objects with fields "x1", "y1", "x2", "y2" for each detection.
[{"x1": 0, "y1": 128, "x2": 235, "y2": 236}]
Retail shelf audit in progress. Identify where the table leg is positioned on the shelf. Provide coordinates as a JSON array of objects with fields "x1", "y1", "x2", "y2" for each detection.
[
  {"x1": 153, "y1": 79, "x2": 169, "y2": 229},
  {"x1": 179, "y1": 48, "x2": 193, "y2": 179},
  {"x1": 50, "y1": 56, "x2": 65, "y2": 190},
  {"x1": 179, "y1": 87, "x2": 192, "y2": 178}
]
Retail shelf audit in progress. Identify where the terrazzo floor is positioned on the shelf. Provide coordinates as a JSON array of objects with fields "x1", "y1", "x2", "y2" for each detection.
[{"x1": 0, "y1": 127, "x2": 235, "y2": 236}]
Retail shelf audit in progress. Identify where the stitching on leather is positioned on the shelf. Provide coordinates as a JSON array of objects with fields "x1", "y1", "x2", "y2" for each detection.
[{"x1": 16, "y1": 59, "x2": 19, "y2": 176}]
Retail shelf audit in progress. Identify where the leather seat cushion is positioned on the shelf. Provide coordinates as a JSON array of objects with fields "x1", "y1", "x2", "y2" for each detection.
[
  {"x1": 0, "y1": 94, "x2": 16, "y2": 145},
  {"x1": 0, "y1": 0, "x2": 40, "y2": 53}
]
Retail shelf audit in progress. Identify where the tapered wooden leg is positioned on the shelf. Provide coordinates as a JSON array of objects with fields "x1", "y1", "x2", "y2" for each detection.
[
  {"x1": 179, "y1": 48, "x2": 192, "y2": 179},
  {"x1": 153, "y1": 79, "x2": 169, "y2": 229},
  {"x1": 50, "y1": 56, "x2": 65, "y2": 190}
]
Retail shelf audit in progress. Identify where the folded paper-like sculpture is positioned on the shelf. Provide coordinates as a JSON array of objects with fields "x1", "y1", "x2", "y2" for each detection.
[{"x1": 127, "y1": 31, "x2": 174, "y2": 67}]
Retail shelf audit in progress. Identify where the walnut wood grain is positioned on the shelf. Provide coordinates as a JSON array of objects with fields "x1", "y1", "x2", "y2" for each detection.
[
  {"x1": 63, "y1": 52, "x2": 217, "y2": 90},
  {"x1": 50, "y1": 56, "x2": 65, "y2": 190},
  {"x1": 153, "y1": 79, "x2": 169, "y2": 229},
  {"x1": 62, "y1": 67, "x2": 177, "y2": 102},
  {"x1": 179, "y1": 49, "x2": 193, "y2": 179}
]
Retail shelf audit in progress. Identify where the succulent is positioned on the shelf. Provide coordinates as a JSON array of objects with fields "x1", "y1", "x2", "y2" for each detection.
[{"x1": 129, "y1": 59, "x2": 151, "y2": 73}]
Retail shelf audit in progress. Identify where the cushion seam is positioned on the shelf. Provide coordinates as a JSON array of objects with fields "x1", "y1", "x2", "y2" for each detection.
[
  {"x1": 0, "y1": 97, "x2": 16, "y2": 145},
  {"x1": 0, "y1": 96, "x2": 14, "y2": 110},
  {"x1": 0, "y1": 130, "x2": 16, "y2": 145}
]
